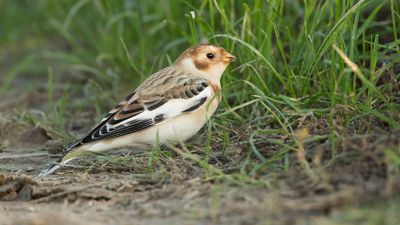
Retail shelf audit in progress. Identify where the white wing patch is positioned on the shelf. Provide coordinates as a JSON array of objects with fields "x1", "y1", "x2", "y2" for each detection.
[{"x1": 110, "y1": 86, "x2": 212, "y2": 129}]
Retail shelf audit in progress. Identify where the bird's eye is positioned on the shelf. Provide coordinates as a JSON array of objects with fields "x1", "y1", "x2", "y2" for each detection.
[{"x1": 206, "y1": 53, "x2": 214, "y2": 59}]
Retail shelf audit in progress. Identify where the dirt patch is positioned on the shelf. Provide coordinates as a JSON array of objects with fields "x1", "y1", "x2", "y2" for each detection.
[
  {"x1": 0, "y1": 174, "x2": 37, "y2": 201},
  {"x1": 0, "y1": 119, "x2": 52, "y2": 150},
  {"x1": 0, "y1": 131, "x2": 399, "y2": 225},
  {"x1": 0, "y1": 171, "x2": 268, "y2": 225}
]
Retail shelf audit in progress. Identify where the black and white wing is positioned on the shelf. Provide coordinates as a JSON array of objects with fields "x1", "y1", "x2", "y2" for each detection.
[{"x1": 64, "y1": 77, "x2": 211, "y2": 153}]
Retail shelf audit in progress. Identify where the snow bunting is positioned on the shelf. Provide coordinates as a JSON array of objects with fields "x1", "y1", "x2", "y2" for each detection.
[{"x1": 39, "y1": 44, "x2": 235, "y2": 176}]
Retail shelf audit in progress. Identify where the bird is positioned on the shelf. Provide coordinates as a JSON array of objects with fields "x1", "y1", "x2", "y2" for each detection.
[{"x1": 39, "y1": 44, "x2": 236, "y2": 176}]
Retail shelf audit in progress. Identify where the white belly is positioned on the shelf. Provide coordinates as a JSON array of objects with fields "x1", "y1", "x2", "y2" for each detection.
[{"x1": 83, "y1": 97, "x2": 220, "y2": 152}]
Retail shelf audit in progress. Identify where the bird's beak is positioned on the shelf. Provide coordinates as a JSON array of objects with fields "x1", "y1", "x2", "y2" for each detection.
[{"x1": 223, "y1": 53, "x2": 236, "y2": 63}]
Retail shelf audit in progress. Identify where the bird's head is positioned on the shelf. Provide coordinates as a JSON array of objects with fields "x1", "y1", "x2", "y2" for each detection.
[{"x1": 175, "y1": 44, "x2": 235, "y2": 82}]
